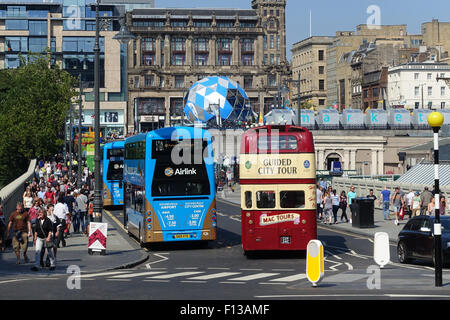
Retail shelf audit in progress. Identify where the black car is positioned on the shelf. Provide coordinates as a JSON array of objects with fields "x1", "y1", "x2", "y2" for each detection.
[{"x1": 397, "y1": 216, "x2": 450, "y2": 266}]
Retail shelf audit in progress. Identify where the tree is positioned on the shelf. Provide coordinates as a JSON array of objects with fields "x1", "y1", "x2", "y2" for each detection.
[{"x1": 0, "y1": 53, "x2": 77, "y2": 187}]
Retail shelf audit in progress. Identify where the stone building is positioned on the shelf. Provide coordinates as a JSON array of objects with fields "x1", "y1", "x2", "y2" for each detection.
[
  {"x1": 124, "y1": 0, "x2": 290, "y2": 133},
  {"x1": 291, "y1": 36, "x2": 334, "y2": 109}
]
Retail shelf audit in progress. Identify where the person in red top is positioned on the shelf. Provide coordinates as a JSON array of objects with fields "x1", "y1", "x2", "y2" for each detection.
[{"x1": 44, "y1": 187, "x2": 55, "y2": 205}]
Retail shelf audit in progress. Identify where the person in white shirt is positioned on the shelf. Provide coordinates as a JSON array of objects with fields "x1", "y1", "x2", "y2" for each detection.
[
  {"x1": 53, "y1": 196, "x2": 68, "y2": 251},
  {"x1": 406, "y1": 189, "x2": 415, "y2": 219}
]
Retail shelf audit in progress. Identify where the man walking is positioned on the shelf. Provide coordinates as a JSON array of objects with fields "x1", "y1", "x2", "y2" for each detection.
[
  {"x1": 7, "y1": 202, "x2": 31, "y2": 264},
  {"x1": 420, "y1": 187, "x2": 433, "y2": 216},
  {"x1": 75, "y1": 190, "x2": 88, "y2": 234},
  {"x1": 380, "y1": 186, "x2": 391, "y2": 220}
]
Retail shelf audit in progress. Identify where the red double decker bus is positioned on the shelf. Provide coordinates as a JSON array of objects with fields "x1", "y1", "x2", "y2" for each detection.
[{"x1": 240, "y1": 125, "x2": 317, "y2": 254}]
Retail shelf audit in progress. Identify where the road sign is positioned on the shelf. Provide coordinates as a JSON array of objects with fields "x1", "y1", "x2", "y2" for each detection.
[
  {"x1": 306, "y1": 240, "x2": 324, "y2": 287},
  {"x1": 374, "y1": 232, "x2": 390, "y2": 268},
  {"x1": 88, "y1": 222, "x2": 108, "y2": 255}
]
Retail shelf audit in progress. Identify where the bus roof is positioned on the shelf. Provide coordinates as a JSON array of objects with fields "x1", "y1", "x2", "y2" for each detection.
[
  {"x1": 125, "y1": 127, "x2": 212, "y2": 145},
  {"x1": 241, "y1": 125, "x2": 314, "y2": 154},
  {"x1": 102, "y1": 140, "x2": 125, "y2": 150}
]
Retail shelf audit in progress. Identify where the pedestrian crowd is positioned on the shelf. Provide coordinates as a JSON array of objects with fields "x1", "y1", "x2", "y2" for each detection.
[
  {"x1": 316, "y1": 179, "x2": 449, "y2": 226},
  {"x1": 0, "y1": 155, "x2": 94, "y2": 272}
]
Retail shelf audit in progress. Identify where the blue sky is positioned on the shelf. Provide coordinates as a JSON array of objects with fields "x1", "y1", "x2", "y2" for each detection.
[{"x1": 155, "y1": 0, "x2": 450, "y2": 60}]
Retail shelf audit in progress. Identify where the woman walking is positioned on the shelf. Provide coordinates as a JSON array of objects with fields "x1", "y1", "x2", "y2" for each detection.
[
  {"x1": 339, "y1": 191, "x2": 349, "y2": 223},
  {"x1": 322, "y1": 191, "x2": 333, "y2": 225}
]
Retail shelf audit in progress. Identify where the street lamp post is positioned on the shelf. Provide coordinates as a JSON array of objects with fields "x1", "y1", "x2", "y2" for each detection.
[
  {"x1": 286, "y1": 72, "x2": 301, "y2": 126},
  {"x1": 78, "y1": 75, "x2": 83, "y2": 189},
  {"x1": 93, "y1": 0, "x2": 102, "y2": 222},
  {"x1": 427, "y1": 111, "x2": 444, "y2": 287}
]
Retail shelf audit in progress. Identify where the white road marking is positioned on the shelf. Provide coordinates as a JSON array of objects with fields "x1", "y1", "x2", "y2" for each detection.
[
  {"x1": 188, "y1": 272, "x2": 242, "y2": 280},
  {"x1": 0, "y1": 279, "x2": 29, "y2": 284},
  {"x1": 146, "y1": 253, "x2": 170, "y2": 269},
  {"x1": 345, "y1": 262, "x2": 354, "y2": 271},
  {"x1": 110, "y1": 271, "x2": 167, "y2": 279},
  {"x1": 228, "y1": 273, "x2": 280, "y2": 281},
  {"x1": 269, "y1": 274, "x2": 307, "y2": 282},
  {"x1": 79, "y1": 271, "x2": 132, "y2": 279},
  {"x1": 147, "y1": 271, "x2": 204, "y2": 279}
]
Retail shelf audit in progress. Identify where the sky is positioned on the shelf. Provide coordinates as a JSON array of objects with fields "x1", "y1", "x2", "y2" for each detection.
[{"x1": 155, "y1": 0, "x2": 450, "y2": 60}]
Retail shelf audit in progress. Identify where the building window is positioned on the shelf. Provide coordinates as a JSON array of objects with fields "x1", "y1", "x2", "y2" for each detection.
[
  {"x1": 318, "y1": 50, "x2": 324, "y2": 61},
  {"x1": 241, "y1": 39, "x2": 254, "y2": 66},
  {"x1": 194, "y1": 38, "x2": 209, "y2": 66},
  {"x1": 5, "y1": 19, "x2": 28, "y2": 30},
  {"x1": 319, "y1": 80, "x2": 325, "y2": 91},
  {"x1": 174, "y1": 75, "x2": 185, "y2": 88},
  {"x1": 170, "y1": 20, "x2": 187, "y2": 27},
  {"x1": 5, "y1": 37, "x2": 27, "y2": 52},
  {"x1": 142, "y1": 38, "x2": 155, "y2": 66},
  {"x1": 414, "y1": 73, "x2": 419, "y2": 80},
  {"x1": 264, "y1": 35, "x2": 267, "y2": 50},
  {"x1": 441, "y1": 86, "x2": 446, "y2": 96},
  {"x1": 441, "y1": 102, "x2": 446, "y2": 109},
  {"x1": 193, "y1": 20, "x2": 210, "y2": 28},
  {"x1": 244, "y1": 76, "x2": 253, "y2": 89},
  {"x1": 29, "y1": 20, "x2": 47, "y2": 36},
  {"x1": 29, "y1": 37, "x2": 48, "y2": 53},
  {"x1": 144, "y1": 75, "x2": 155, "y2": 87},
  {"x1": 319, "y1": 99, "x2": 325, "y2": 106},
  {"x1": 217, "y1": 38, "x2": 232, "y2": 66},
  {"x1": 268, "y1": 74, "x2": 277, "y2": 87},
  {"x1": 319, "y1": 66, "x2": 324, "y2": 74},
  {"x1": 428, "y1": 86, "x2": 432, "y2": 96},
  {"x1": 427, "y1": 73, "x2": 432, "y2": 80},
  {"x1": 415, "y1": 102, "x2": 420, "y2": 109},
  {"x1": 171, "y1": 38, "x2": 186, "y2": 66},
  {"x1": 415, "y1": 86, "x2": 419, "y2": 97},
  {"x1": 270, "y1": 35, "x2": 274, "y2": 49}
]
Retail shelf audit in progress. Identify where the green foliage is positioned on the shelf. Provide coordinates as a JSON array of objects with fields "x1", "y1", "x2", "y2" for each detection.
[{"x1": 0, "y1": 53, "x2": 77, "y2": 187}]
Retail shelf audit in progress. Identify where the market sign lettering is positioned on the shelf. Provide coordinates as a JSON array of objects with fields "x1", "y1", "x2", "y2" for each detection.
[{"x1": 260, "y1": 213, "x2": 300, "y2": 226}]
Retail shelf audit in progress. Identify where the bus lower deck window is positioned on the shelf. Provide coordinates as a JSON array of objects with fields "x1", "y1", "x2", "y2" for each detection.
[
  {"x1": 280, "y1": 191, "x2": 305, "y2": 208},
  {"x1": 245, "y1": 191, "x2": 252, "y2": 208},
  {"x1": 256, "y1": 191, "x2": 276, "y2": 209}
]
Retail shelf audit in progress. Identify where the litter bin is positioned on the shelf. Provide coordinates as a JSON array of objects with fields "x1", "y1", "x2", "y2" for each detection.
[{"x1": 351, "y1": 197, "x2": 374, "y2": 228}]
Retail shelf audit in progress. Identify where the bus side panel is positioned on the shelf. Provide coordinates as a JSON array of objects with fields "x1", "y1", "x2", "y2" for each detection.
[
  {"x1": 143, "y1": 198, "x2": 164, "y2": 243},
  {"x1": 200, "y1": 198, "x2": 217, "y2": 241},
  {"x1": 103, "y1": 183, "x2": 113, "y2": 207},
  {"x1": 241, "y1": 210, "x2": 317, "y2": 251}
]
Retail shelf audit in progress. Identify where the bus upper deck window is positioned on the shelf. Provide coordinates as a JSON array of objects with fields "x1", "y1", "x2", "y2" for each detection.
[
  {"x1": 256, "y1": 191, "x2": 276, "y2": 209},
  {"x1": 245, "y1": 191, "x2": 252, "y2": 209},
  {"x1": 280, "y1": 191, "x2": 305, "y2": 208}
]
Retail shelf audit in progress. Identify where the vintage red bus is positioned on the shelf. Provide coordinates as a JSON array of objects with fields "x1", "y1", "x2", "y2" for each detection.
[{"x1": 240, "y1": 125, "x2": 317, "y2": 254}]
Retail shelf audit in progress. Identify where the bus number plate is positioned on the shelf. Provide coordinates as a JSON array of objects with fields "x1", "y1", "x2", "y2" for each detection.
[
  {"x1": 174, "y1": 234, "x2": 190, "y2": 239},
  {"x1": 280, "y1": 236, "x2": 291, "y2": 244}
]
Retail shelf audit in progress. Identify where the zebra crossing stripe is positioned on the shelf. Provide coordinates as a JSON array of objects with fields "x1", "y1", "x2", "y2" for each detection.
[
  {"x1": 187, "y1": 272, "x2": 242, "y2": 280},
  {"x1": 79, "y1": 271, "x2": 132, "y2": 279},
  {"x1": 110, "y1": 271, "x2": 167, "y2": 279},
  {"x1": 228, "y1": 273, "x2": 280, "y2": 281},
  {"x1": 148, "y1": 271, "x2": 204, "y2": 279},
  {"x1": 269, "y1": 274, "x2": 307, "y2": 282}
]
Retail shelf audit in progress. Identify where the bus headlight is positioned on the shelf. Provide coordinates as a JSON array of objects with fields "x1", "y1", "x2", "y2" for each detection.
[
  {"x1": 302, "y1": 219, "x2": 307, "y2": 225},
  {"x1": 248, "y1": 220, "x2": 253, "y2": 225}
]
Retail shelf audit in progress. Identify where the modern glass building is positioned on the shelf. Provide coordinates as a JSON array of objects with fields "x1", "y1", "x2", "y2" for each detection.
[{"x1": 0, "y1": 0, "x2": 154, "y2": 137}]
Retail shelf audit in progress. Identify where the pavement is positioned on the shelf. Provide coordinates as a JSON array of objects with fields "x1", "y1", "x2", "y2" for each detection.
[
  {"x1": 218, "y1": 183, "x2": 406, "y2": 244},
  {"x1": 0, "y1": 209, "x2": 149, "y2": 275}
]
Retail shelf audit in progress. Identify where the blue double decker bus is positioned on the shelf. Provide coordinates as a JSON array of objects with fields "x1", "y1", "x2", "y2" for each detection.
[
  {"x1": 123, "y1": 127, "x2": 217, "y2": 245},
  {"x1": 102, "y1": 141, "x2": 125, "y2": 206}
]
